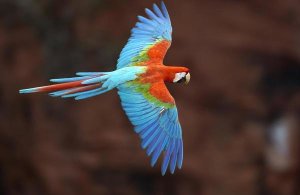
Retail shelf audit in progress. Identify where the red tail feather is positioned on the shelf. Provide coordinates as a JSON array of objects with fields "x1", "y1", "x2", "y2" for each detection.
[
  {"x1": 61, "y1": 84, "x2": 101, "y2": 95},
  {"x1": 36, "y1": 80, "x2": 84, "y2": 93}
]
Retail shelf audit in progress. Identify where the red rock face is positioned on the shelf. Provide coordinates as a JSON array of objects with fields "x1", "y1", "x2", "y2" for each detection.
[{"x1": 0, "y1": 0, "x2": 300, "y2": 195}]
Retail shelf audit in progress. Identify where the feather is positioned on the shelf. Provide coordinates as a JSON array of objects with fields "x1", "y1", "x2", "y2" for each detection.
[
  {"x1": 76, "y1": 72, "x2": 105, "y2": 76},
  {"x1": 151, "y1": 133, "x2": 169, "y2": 166},
  {"x1": 153, "y1": 4, "x2": 164, "y2": 18},
  {"x1": 169, "y1": 138, "x2": 179, "y2": 173},
  {"x1": 118, "y1": 79, "x2": 183, "y2": 175},
  {"x1": 145, "y1": 8, "x2": 159, "y2": 21},
  {"x1": 19, "y1": 80, "x2": 83, "y2": 94},
  {"x1": 161, "y1": 138, "x2": 175, "y2": 175},
  {"x1": 50, "y1": 76, "x2": 89, "y2": 83},
  {"x1": 161, "y1": 2, "x2": 170, "y2": 19},
  {"x1": 116, "y1": 2, "x2": 172, "y2": 69},
  {"x1": 177, "y1": 139, "x2": 183, "y2": 169}
]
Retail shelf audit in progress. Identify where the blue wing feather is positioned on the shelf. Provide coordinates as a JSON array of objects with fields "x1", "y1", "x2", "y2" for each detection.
[
  {"x1": 117, "y1": 83, "x2": 183, "y2": 175},
  {"x1": 127, "y1": 108, "x2": 157, "y2": 118},
  {"x1": 130, "y1": 110, "x2": 160, "y2": 126},
  {"x1": 116, "y1": 2, "x2": 172, "y2": 69},
  {"x1": 170, "y1": 139, "x2": 179, "y2": 173},
  {"x1": 136, "y1": 119, "x2": 157, "y2": 134},
  {"x1": 151, "y1": 133, "x2": 169, "y2": 166},
  {"x1": 177, "y1": 139, "x2": 183, "y2": 168},
  {"x1": 161, "y1": 2, "x2": 170, "y2": 19},
  {"x1": 161, "y1": 138, "x2": 175, "y2": 175},
  {"x1": 140, "y1": 121, "x2": 160, "y2": 140},
  {"x1": 144, "y1": 127, "x2": 161, "y2": 152},
  {"x1": 153, "y1": 4, "x2": 164, "y2": 18},
  {"x1": 146, "y1": 130, "x2": 164, "y2": 155}
]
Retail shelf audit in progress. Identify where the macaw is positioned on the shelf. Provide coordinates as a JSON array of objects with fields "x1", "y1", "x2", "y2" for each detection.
[{"x1": 19, "y1": 2, "x2": 190, "y2": 175}]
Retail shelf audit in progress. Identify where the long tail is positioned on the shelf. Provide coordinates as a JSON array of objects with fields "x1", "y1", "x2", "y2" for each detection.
[{"x1": 19, "y1": 72, "x2": 112, "y2": 100}]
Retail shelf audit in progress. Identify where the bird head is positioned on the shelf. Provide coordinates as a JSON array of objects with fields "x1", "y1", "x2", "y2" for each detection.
[{"x1": 173, "y1": 72, "x2": 190, "y2": 84}]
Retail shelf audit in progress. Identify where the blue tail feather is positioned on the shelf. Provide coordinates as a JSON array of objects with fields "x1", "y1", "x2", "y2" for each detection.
[
  {"x1": 75, "y1": 88, "x2": 110, "y2": 100},
  {"x1": 76, "y1": 72, "x2": 106, "y2": 76},
  {"x1": 50, "y1": 76, "x2": 90, "y2": 83},
  {"x1": 19, "y1": 88, "x2": 39, "y2": 94}
]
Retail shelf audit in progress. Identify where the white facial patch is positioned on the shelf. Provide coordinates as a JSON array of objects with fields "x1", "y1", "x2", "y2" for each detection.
[{"x1": 173, "y1": 72, "x2": 186, "y2": 83}]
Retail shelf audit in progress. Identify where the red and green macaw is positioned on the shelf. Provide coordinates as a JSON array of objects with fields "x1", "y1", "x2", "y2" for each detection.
[{"x1": 20, "y1": 2, "x2": 190, "y2": 175}]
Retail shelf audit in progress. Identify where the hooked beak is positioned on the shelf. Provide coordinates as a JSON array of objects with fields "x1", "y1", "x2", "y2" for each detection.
[{"x1": 184, "y1": 73, "x2": 190, "y2": 84}]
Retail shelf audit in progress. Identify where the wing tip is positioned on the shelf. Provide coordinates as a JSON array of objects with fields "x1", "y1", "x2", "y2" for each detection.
[
  {"x1": 160, "y1": 1, "x2": 170, "y2": 19},
  {"x1": 161, "y1": 163, "x2": 168, "y2": 176}
]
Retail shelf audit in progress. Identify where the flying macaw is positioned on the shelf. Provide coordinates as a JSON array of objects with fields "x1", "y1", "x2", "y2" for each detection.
[{"x1": 19, "y1": 2, "x2": 190, "y2": 175}]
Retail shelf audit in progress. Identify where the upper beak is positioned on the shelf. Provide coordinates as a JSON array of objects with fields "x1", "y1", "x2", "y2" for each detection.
[{"x1": 184, "y1": 73, "x2": 190, "y2": 84}]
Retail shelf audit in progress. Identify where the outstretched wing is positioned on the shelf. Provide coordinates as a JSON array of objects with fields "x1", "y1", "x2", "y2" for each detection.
[
  {"x1": 117, "y1": 2, "x2": 172, "y2": 69},
  {"x1": 117, "y1": 81, "x2": 183, "y2": 175}
]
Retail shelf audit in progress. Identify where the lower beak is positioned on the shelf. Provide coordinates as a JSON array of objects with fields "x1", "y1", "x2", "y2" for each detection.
[{"x1": 184, "y1": 73, "x2": 190, "y2": 84}]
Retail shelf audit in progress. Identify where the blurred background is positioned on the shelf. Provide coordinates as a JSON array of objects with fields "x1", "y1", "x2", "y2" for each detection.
[{"x1": 0, "y1": 0, "x2": 300, "y2": 194}]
